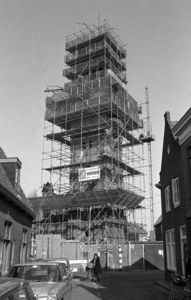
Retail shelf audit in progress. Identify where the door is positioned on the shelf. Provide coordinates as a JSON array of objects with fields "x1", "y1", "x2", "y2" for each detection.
[{"x1": 180, "y1": 225, "x2": 187, "y2": 276}]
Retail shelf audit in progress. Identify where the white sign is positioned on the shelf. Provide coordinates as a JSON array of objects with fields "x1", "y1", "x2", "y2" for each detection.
[{"x1": 79, "y1": 166, "x2": 100, "y2": 181}]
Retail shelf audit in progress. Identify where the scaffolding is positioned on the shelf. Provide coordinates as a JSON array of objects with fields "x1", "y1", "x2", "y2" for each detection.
[{"x1": 30, "y1": 21, "x2": 153, "y2": 251}]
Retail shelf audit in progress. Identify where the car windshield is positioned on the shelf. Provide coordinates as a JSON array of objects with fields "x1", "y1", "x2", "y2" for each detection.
[{"x1": 9, "y1": 265, "x2": 61, "y2": 282}]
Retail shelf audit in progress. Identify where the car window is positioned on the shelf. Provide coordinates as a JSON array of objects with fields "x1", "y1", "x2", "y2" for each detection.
[
  {"x1": 3, "y1": 297, "x2": 12, "y2": 300},
  {"x1": 9, "y1": 265, "x2": 61, "y2": 282},
  {"x1": 44, "y1": 261, "x2": 67, "y2": 276},
  {"x1": 9, "y1": 266, "x2": 26, "y2": 279},
  {"x1": 59, "y1": 264, "x2": 66, "y2": 276}
]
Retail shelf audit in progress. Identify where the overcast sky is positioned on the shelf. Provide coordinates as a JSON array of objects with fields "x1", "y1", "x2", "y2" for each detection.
[{"x1": 1, "y1": 0, "x2": 191, "y2": 231}]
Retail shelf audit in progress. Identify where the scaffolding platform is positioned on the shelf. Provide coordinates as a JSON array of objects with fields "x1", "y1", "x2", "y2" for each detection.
[{"x1": 30, "y1": 188, "x2": 144, "y2": 211}]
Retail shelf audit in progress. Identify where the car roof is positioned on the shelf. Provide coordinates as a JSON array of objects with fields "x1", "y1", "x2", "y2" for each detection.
[
  {"x1": 43, "y1": 258, "x2": 69, "y2": 261},
  {"x1": 12, "y1": 262, "x2": 62, "y2": 267},
  {"x1": 42, "y1": 259, "x2": 70, "y2": 266},
  {"x1": 0, "y1": 278, "x2": 28, "y2": 297}
]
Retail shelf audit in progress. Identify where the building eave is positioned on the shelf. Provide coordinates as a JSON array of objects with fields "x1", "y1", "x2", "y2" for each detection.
[
  {"x1": 0, "y1": 183, "x2": 35, "y2": 219},
  {"x1": 172, "y1": 107, "x2": 191, "y2": 145}
]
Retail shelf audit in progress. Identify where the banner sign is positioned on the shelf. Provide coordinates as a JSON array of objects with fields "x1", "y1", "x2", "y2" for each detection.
[{"x1": 78, "y1": 166, "x2": 100, "y2": 181}]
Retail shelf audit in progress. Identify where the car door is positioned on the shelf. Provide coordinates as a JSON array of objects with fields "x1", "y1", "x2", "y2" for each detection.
[
  {"x1": 64, "y1": 266, "x2": 73, "y2": 287},
  {"x1": 1, "y1": 288, "x2": 28, "y2": 300},
  {"x1": 60, "y1": 261, "x2": 72, "y2": 285},
  {"x1": 13, "y1": 286, "x2": 34, "y2": 300},
  {"x1": 26, "y1": 284, "x2": 36, "y2": 300},
  {"x1": 65, "y1": 260, "x2": 73, "y2": 282},
  {"x1": 58, "y1": 266, "x2": 71, "y2": 300}
]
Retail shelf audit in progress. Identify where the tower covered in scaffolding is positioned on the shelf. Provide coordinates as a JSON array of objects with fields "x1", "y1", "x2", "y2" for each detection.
[{"x1": 30, "y1": 21, "x2": 147, "y2": 247}]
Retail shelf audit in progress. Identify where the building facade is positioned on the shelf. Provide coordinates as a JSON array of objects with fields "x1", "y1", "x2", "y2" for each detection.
[
  {"x1": 0, "y1": 147, "x2": 35, "y2": 275},
  {"x1": 157, "y1": 109, "x2": 191, "y2": 280}
]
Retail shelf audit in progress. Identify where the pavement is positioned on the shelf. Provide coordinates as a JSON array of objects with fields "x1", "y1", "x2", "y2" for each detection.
[
  {"x1": 71, "y1": 269, "x2": 188, "y2": 300},
  {"x1": 154, "y1": 276, "x2": 191, "y2": 298},
  {"x1": 72, "y1": 276, "x2": 102, "y2": 300}
]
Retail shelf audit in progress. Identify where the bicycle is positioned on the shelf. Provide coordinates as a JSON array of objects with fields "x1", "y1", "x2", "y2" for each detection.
[{"x1": 168, "y1": 279, "x2": 188, "y2": 300}]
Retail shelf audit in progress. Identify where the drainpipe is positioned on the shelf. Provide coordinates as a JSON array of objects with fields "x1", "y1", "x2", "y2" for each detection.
[{"x1": 143, "y1": 243, "x2": 145, "y2": 270}]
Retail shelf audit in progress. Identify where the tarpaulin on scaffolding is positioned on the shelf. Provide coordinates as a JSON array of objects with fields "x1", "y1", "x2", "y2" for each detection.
[{"x1": 29, "y1": 189, "x2": 144, "y2": 212}]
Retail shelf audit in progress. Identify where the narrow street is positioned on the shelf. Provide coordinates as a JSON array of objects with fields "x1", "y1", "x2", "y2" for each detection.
[{"x1": 72, "y1": 270, "x2": 168, "y2": 300}]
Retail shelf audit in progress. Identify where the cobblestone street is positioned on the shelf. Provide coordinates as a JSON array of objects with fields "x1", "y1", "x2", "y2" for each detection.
[{"x1": 72, "y1": 270, "x2": 168, "y2": 300}]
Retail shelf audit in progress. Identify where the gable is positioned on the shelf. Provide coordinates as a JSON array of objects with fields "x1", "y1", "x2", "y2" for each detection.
[{"x1": 160, "y1": 112, "x2": 181, "y2": 179}]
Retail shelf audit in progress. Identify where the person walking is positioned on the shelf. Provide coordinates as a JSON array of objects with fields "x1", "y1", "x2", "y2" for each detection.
[{"x1": 90, "y1": 253, "x2": 102, "y2": 281}]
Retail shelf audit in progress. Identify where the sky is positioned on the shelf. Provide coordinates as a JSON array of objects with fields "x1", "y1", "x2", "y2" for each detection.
[{"x1": 1, "y1": 0, "x2": 191, "y2": 232}]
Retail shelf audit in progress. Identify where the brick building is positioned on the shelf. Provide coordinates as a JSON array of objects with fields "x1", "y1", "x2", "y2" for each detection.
[
  {"x1": 0, "y1": 147, "x2": 35, "y2": 276},
  {"x1": 157, "y1": 109, "x2": 191, "y2": 280}
]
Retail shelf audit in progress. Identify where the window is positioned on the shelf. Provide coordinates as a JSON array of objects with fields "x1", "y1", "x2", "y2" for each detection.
[
  {"x1": 172, "y1": 178, "x2": 180, "y2": 206},
  {"x1": 2, "y1": 221, "x2": 12, "y2": 273},
  {"x1": 165, "y1": 185, "x2": 171, "y2": 212},
  {"x1": 166, "y1": 229, "x2": 176, "y2": 270},
  {"x1": 180, "y1": 225, "x2": 187, "y2": 276},
  {"x1": 4, "y1": 221, "x2": 11, "y2": 240},
  {"x1": 11, "y1": 240, "x2": 15, "y2": 268},
  {"x1": 20, "y1": 229, "x2": 27, "y2": 263}
]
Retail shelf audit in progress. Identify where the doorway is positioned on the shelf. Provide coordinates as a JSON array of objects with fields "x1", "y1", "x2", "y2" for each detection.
[{"x1": 180, "y1": 225, "x2": 187, "y2": 276}]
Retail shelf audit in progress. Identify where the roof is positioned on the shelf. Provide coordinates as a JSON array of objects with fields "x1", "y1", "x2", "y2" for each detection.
[
  {"x1": 164, "y1": 109, "x2": 191, "y2": 146},
  {"x1": 127, "y1": 223, "x2": 147, "y2": 234},
  {"x1": 0, "y1": 278, "x2": 28, "y2": 297},
  {"x1": 154, "y1": 215, "x2": 162, "y2": 226},
  {"x1": 172, "y1": 107, "x2": 191, "y2": 145},
  {"x1": 169, "y1": 120, "x2": 178, "y2": 129},
  {"x1": 0, "y1": 147, "x2": 35, "y2": 219}
]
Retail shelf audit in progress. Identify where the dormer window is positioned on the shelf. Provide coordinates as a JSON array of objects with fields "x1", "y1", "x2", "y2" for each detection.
[
  {"x1": 15, "y1": 166, "x2": 20, "y2": 193},
  {"x1": 0, "y1": 157, "x2": 22, "y2": 192}
]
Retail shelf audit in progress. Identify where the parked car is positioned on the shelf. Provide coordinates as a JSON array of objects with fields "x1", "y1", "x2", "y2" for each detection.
[
  {"x1": 0, "y1": 277, "x2": 35, "y2": 300},
  {"x1": 7, "y1": 262, "x2": 72, "y2": 300},
  {"x1": 43, "y1": 258, "x2": 73, "y2": 282}
]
